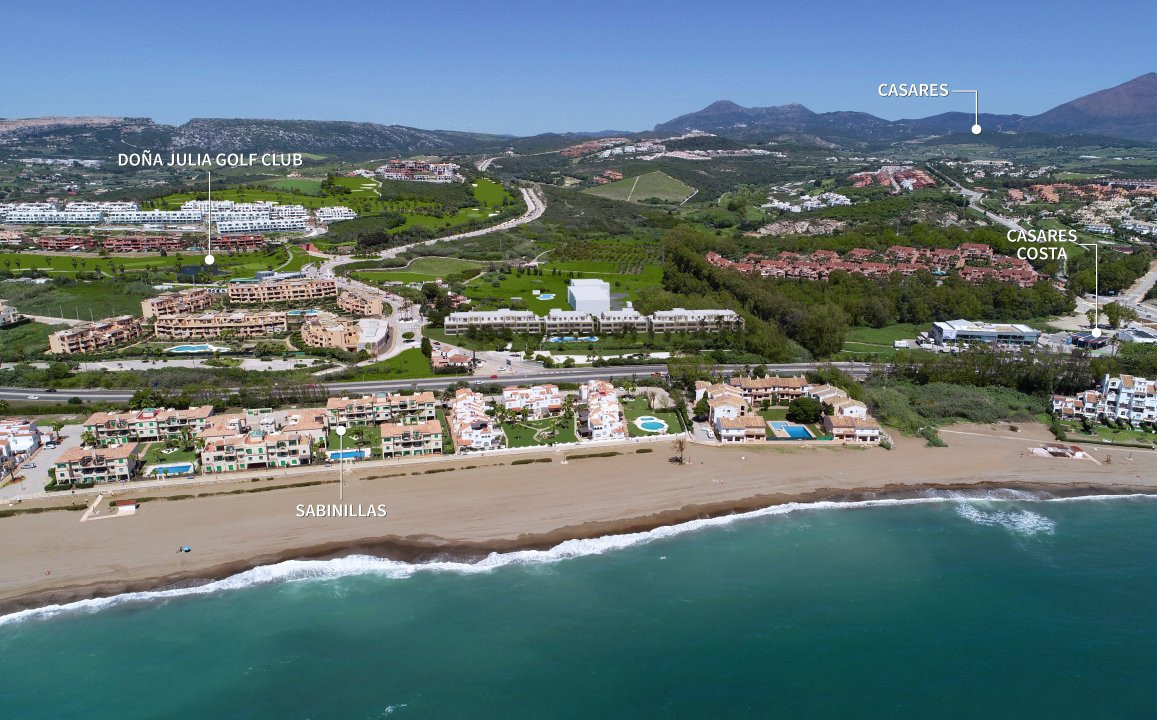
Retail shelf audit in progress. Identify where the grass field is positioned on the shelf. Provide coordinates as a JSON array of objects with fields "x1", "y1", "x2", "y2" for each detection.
[
  {"x1": 327, "y1": 424, "x2": 381, "y2": 453},
  {"x1": 268, "y1": 178, "x2": 324, "y2": 194},
  {"x1": 141, "y1": 443, "x2": 198, "y2": 466},
  {"x1": 0, "y1": 321, "x2": 64, "y2": 360},
  {"x1": 352, "y1": 257, "x2": 483, "y2": 285},
  {"x1": 0, "y1": 280, "x2": 157, "y2": 318},
  {"x1": 837, "y1": 323, "x2": 922, "y2": 360},
  {"x1": 501, "y1": 415, "x2": 577, "y2": 447},
  {"x1": 337, "y1": 349, "x2": 442, "y2": 381},
  {"x1": 622, "y1": 396, "x2": 683, "y2": 437},
  {"x1": 0, "y1": 246, "x2": 310, "y2": 282},
  {"x1": 465, "y1": 261, "x2": 664, "y2": 314},
  {"x1": 1057, "y1": 418, "x2": 1156, "y2": 447},
  {"x1": 586, "y1": 171, "x2": 695, "y2": 204}
]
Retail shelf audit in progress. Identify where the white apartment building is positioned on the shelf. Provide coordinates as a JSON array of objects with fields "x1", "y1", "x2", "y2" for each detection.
[
  {"x1": 105, "y1": 210, "x2": 203, "y2": 224},
  {"x1": 443, "y1": 308, "x2": 543, "y2": 336},
  {"x1": 448, "y1": 388, "x2": 505, "y2": 451},
  {"x1": 544, "y1": 309, "x2": 597, "y2": 336},
  {"x1": 314, "y1": 206, "x2": 358, "y2": 223},
  {"x1": 579, "y1": 380, "x2": 627, "y2": 441},
  {"x1": 4, "y1": 209, "x2": 102, "y2": 224},
  {"x1": 0, "y1": 301, "x2": 21, "y2": 327},
  {"x1": 649, "y1": 308, "x2": 744, "y2": 333},
  {"x1": 215, "y1": 217, "x2": 307, "y2": 234},
  {"x1": 1099, "y1": 374, "x2": 1157, "y2": 423},
  {"x1": 596, "y1": 308, "x2": 649, "y2": 334},
  {"x1": 502, "y1": 384, "x2": 563, "y2": 419},
  {"x1": 0, "y1": 418, "x2": 46, "y2": 460}
]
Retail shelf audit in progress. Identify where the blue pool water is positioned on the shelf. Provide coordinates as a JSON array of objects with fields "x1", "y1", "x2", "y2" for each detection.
[
  {"x1": 547, "y1": 335, "x2": 598, "y2": 343},
  {"x1": 328, "y1": 449, "x2": 370, "y2": 460},
  {"x1": 150, "y1": 463, "x2": 194, "y2": 475},
  {"x1": 537, "y1": 293, "x2": 556, "y2": 300},
  {"x1": 769, "y1": 421, "x2": 813, "y2": 438},
  {"x1": 287, "y1": 309, "x2": 319, "y2": 317},
  {"x1": 166, "y1": 344, "x2": 230, "y2": 354},
  {"x1": 635, "y1": 416, "x2": 668, "y2": 432}
]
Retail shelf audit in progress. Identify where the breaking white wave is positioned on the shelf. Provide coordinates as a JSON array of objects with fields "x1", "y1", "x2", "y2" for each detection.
[
  {"x1": 2, "y1": 491, "x2": 1151, "y2": 626},
  {"x1": 953, "y1": 503, "x2": 1057, "y2": 536}
]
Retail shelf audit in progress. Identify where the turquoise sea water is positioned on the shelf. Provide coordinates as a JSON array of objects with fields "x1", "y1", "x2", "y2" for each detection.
[{"x1": 2, "y1": 493, "x2": 1155, "y2": 719}]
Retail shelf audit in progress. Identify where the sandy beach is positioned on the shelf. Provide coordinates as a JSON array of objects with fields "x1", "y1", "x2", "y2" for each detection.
[{"x1": 2, "y1": 423, "x2": 1155, "y2": 614}]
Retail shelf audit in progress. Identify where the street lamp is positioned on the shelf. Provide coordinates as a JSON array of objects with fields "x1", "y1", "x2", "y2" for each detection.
[{"x1": 335, "y1": 424, "x2": 347, "y2": 501}]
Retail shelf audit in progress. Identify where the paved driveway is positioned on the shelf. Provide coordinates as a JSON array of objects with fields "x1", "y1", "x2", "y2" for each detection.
[{"x1": 1, "y1": 423, "x2": 83, "y2": 501}]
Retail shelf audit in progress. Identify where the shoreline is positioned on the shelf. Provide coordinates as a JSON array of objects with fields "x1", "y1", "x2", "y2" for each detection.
[
  {"x1": 3, "y1": 480, "x2": 1154, "y2": 618},
  {"x1": 4, "y1": 422, "x2": 1157, "y2": 617}
]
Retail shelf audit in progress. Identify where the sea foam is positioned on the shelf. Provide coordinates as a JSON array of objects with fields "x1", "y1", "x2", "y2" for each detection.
[{"x1": 1, "y1": 492, "x2": 1152, "y2": 626}]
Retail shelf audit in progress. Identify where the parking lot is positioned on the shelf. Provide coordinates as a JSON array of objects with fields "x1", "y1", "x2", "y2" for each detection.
[{"x1": 1, "y1": 423, "x2": 83, "y2": 501}]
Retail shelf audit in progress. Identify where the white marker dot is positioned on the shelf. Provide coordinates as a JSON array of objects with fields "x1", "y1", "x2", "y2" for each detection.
[
  {"x1": 1092, "y1": 327, "x2": 1102, "y2": 338},
  {"x1": 204, "y1": 254, "x2": 215, "y2": 266},
  {"x1": 971, "y1": 124, "x2": 982, "y2": 135}
]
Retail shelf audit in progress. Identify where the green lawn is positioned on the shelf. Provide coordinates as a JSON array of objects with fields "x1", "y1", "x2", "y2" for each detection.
[
  {"x1": 337, "y1": 349, "x2": 444, "y2": 381},
  {"x1": 0, "y1": 280, "x2": 157, "y2": 318},
  {"x1": 757, "y1": 407, "x2": 789, "y2": 421},
  {"x1": 837, "y1": 323, "x2": 923, "y2": 361},
  {"x1": 622, "y1": 396, "x2": 683, "y2": 437},
  {"x1": 327, "y1": 424, "x2": 382, "y2": 453},
  {"x1": 501, "y1": 415, "x2": 576, "y2": 447},
  {"x1": 141, "y1": 442, "x2": 197, "y2": 465},
  {"x1": 353, "y1": 256, "x2": 484, "y2": 285},
  {"x1": 1058, "y1": 419, "x2": 1156, "y2": 447},
  {"x1": 471, "y1": 178, "x2": 507, "y2": 206},
  {"x1": 0, "y1": 321, "x2": 65, "y2": 360},
  {"x1": 0, "y1": 247, "x2": 304, "y2": 282},
  {"x1": 586, "y1": 171, "x2": 696, "y2": 203},
  {"x1": 268, "y1": 178, "x2": 324, "y2": 194},
  {"x1": 465, "y1": 262, "x2": 664, "y2": 314}
]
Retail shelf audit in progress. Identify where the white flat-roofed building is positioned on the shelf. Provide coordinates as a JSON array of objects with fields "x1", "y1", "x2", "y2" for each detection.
[
  {"x1": 377, "y1": 161, "x2": 462, "y2": 183},
  {"x1": 649, "y1": 308, "x2": 744, "y2": 333},
  {"x1": 1100, "y1": 374, "x2": 1157, "y2": 424},
  {"x1": 4, "y1": 209, "x2": 102, "y2": 224},
  {"x1": 66, "y1": 201, "x2": 137, "y2": 213},
  {"x1": 0, "y1": 301, "x2": 21, "y2": 327},
  {"x1": 315, "y1": 206, "x2": 358, "y2": 223},
  {"x1": 270, "y1": 204, "x2": 309, "y2": 219},
  {"x1": 596, "y1": 308, "x2": 649, "y2": 334},
  {"x1": 104, "y1": 210, "x2": 203, "y2": 224},
  {"x1": 930, "y1": 319, "x2": 1040, "y2": 346},
  {"x1": 215, "y1": 217, "x2": 307, "y2": 234},
  {"x1": 502, "y1": 384, "x2": 563, "y2": 419},
  {"x1": 443, "y1": 308, "x2": 543, "y2": 336},
  {"x1": 181, "y1": 200, "x2": 237, "y2": 213},
  {"x1": 0, "y1": 418, "x2": 46, "y2": 459},
  {"x1": 567, "y1": 278, "x2": 612, "y2": 313},
  {"x1": 544, "y1": 309, "x2": 596, "y2": 336}
]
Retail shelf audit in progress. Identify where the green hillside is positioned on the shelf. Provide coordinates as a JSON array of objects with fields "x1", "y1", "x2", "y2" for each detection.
[{"x1": 585, "y1": 171, "x2": 696, "y2": 204}]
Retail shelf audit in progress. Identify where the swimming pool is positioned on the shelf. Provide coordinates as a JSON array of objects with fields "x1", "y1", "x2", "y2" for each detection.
[
  {"x1": 547, "y1": 335, "x2": 599, "y2": 343},
  {"x1": 166, "y1": 344, "x2": 231, "y2": 354},
  {"x1": 537, "y1": 293, "x2": 556, "y2": 300},
  {"x1": 769, "y1": 421, "x2": 813, "y2": 439},
  {"x1": 634, "y1": 415, "x2": 669, "y2": 433},
  {"x1": 150, "y1": 463, "x2": 194, "y2": 475},
  {"x1": 287, "y1": 309, "x2": 320, "y2": 316},
  {"x1": 328, "y1": 449, "x2": 370, "y2": 460}
]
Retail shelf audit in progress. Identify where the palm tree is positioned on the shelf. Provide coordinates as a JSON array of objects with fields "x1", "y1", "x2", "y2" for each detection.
[
  {"x1": 80, "y1": 430, "x2": 98, "y2": 448},
  {"x1": 671, "y1": 437, "x2": 687, "y2": 465}
]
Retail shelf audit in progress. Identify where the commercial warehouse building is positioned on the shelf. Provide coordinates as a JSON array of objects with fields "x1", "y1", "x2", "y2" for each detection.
[{"x1": 929, "y1": 319, "x2": 1041, "y2": 346}]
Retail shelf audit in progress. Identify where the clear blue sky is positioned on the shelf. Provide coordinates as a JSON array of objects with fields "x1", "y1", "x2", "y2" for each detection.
[{"x1": 7, "y1": 0, "x2": 1154, "y2": 135}]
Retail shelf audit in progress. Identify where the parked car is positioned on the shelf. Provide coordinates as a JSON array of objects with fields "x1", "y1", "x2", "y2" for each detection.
[{"x1": 22, "y1": 463, "x2": 36, "y2": 469}]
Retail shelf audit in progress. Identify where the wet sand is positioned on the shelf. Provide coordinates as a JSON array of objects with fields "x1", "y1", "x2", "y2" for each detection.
[{"x1": 2, "y1": 424, "x2": 1154, "y2": 614}]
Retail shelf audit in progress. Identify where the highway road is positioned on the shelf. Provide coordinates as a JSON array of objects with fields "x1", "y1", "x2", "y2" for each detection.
[{"x1": 0, "y1": 362, "x2": 872, "y2": 404}]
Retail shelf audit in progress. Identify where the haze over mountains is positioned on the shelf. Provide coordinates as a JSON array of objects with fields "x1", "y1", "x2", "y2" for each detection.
[
  {"x1": 1, "y1": 73, "x2": 1154, "y2": 158},
  {"x1": 655, "y1": 73, "x2": 1157, "y2": 143}
]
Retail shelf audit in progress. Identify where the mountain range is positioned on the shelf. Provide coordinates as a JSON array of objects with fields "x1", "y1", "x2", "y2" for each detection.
[
  {"x1": 654, "y1": 73, "x2": 1157, "y2": 143},
  {"x1": 1, "y1": 73, "x2": 1154, "y2": 159}
]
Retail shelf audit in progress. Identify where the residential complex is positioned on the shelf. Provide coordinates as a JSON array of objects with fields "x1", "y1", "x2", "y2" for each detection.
[
  {"x1": 380, "y1": 420, "x2": 443, "y2": 459},
  {"x1": 376, "y1": 161, "x2": 461, "y2": 183},
  {"x1": 697, "y1": 378, "x2": 882, "y2": 444},
  {"x1": 301, "y1": 313, "x2": 390, "y2": 354},
  {"x1": 728, "y1": 375, "x2": 810, "y2": 403},
  {"x1": 200, "y1": 431, "x2": 313, "y2": 473},
  {"x1": 83, "y1": 407, "x2": 215, "y2": 446},
  {"x1": 448, "y1": 388, "x2": 506, "y2": 451},
  {"x1": 338, "y1": 289, "x2": 386, "y2": 317},
  {"x1": 48, "y1": 315, "x2": 143, "y2": 355},
  {"x1": 227, "y1": 278, "x2": 337, "y2": 304},
  {"x1": 1052, "y1": 374, "x2": 1157, "y2": 424},
  {"x1": 502, "y1": 384, "x2": 563, "y2": 419},
  {"x1": 706, "y1": 245, "x2": 1042, "y2": 288},
  {"x1": 153, "y1": 310, "x2": 289, "y2": 340},
  {"x1": 0, "y1": 418, "x2": 49, "y2": 461},
  {"x1": 29, "y1": 234, "x2": 267, "y2": 253},
  {"x1": 141, "y1": 288, "x2": 213, "y2": 319},
  {"x1": 443, "y1": 307, "x2": 743, "y2": 336},
  {"x1": 578, "y1": 380, "x2": 628, "y2": 441},
  {"x1": 325, "y1": 392, "x2": 438, "y2": 427},
  {"x1": 54, "y1": 444, "x2": 141, "y2": 484}
]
